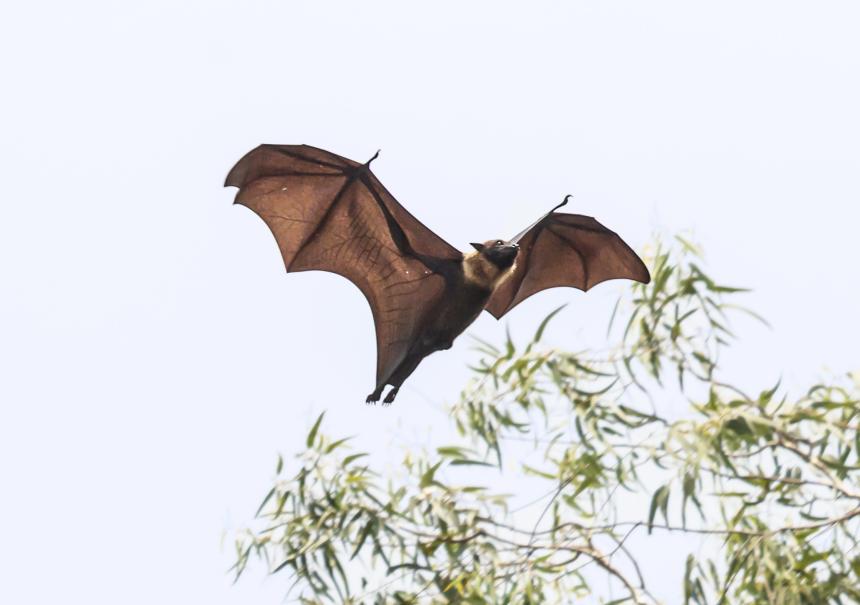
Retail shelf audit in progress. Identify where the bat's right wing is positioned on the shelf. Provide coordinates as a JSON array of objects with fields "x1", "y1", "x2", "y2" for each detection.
[
  {"x1": 225, "y1": 144, "x2": 463, "y2": 386},
  {"x1": 486, "y1": 212, "x2": 650, "y2": 319}
]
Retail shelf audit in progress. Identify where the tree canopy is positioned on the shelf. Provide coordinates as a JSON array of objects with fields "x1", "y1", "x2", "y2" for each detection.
[{"x1": 231, "y1": 237, "x2": 860, "y2": 604}]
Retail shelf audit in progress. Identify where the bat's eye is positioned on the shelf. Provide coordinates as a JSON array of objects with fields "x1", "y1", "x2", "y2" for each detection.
[{"x1": 495, "y1": 240, "x2": 504, "y2": 246}]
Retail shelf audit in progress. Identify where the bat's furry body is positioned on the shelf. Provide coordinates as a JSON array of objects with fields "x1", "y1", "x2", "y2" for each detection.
[
  {"x1": 367, "y1": 247, "x2": 518, "y2": 403},
  {"x1": 224, "y1": 145, "x2": 649, "y2": 404}
]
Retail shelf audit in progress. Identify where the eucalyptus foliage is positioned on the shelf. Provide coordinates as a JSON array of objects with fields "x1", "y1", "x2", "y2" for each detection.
[{"x1": 232, "y1": 237, "x2": 860, "y2": 604}]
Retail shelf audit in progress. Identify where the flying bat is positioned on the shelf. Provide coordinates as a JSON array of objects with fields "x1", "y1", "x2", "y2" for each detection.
[{"x1": 224, "y1": 145, "x2": 650, "y2": 404}]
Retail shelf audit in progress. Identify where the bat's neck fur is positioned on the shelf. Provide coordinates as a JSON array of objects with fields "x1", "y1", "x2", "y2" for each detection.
[{"x1": 462, "y1": 251, "x2": 516, "y2": 291}]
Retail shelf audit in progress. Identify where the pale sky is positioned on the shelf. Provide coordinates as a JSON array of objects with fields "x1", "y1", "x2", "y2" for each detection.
[{"x1": 2, "y1": 1, "x2": 859, "y2": 603}]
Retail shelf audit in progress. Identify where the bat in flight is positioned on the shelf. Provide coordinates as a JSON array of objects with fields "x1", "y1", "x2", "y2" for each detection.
[{"x1": 224, "y1": 145, "x2": 650, "y2": 404}]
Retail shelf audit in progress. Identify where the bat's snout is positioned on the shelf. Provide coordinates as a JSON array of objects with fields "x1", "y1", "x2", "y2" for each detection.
[{"x1": 482, "y1": 241, "x2": 520, "y2": 270}]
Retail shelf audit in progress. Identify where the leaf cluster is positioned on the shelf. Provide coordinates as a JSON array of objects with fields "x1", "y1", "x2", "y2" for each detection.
[{"x1": 233, "y1": 236, "x2": 860, "y2": 604}]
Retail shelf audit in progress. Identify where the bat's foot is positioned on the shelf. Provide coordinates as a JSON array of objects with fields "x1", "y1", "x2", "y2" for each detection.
[
  {"x1": 366, "y1": 387, "x2": 383, "y2": 405},
  {"x1": 382, "y1": 387, "x2": 399, "y2": 405}
]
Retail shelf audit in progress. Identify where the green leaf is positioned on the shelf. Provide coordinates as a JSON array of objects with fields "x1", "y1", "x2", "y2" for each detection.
[
  {"x1": 534, "y1": 304, "x2": 567, "y2": 343},
  {"x1": 343, "y1": 453, "x2": 368, "y2": 466},
  {"x1": 307, "y1": 412, "x2": 325, "y2": 448},
  {"x1": 325, "y1": 436, "x2": 351, "y2": 453},
  {"x1": 450, "y1": 459, "x2": 495, "y2": 467},
  {"x1": 274, "y1": 489, "x2": 290, "y2": 517},
  {"x1": 271, "y1": 556, "x2": 297, "y2": 575},
  {"x1": 758, "y1": 380, "x2": 781, "y2": 407},
  {"x1": 684, "y1": 554, "x2": 695, "y2": 603},
  {"x1": 522, "y1": 464, "x2": 556, "y2": 480},
  {"x1": 255, "y1": 486, "x2": 277, "y2": 518},
  {"x1": 648, "y1": 483, "x2": 670, "y2": 534},
  {"x1": 351, "y1": 520, "x2": 374, "y2": 559},
  {"x1": 437, "y1": 446, "x2": 469, "y2": 458},
  {"x1": 795, "y1": 548, "x2": 830, "y2": 569},
  {"x1": 681, "y1": 472, "x2": 696, "y2": 527},
  {"x1": 420, "y1": 461, "x2": 443, "y2": 488},
  {"x1": 725, "y1": 416, "x2": 753, "y2": 436},
  {"x1": 675, "y1": 234, "x2": 703, "y2": 257},
  {"x1": 469, "y1": 334, "x2": 500, "y2": 355}
]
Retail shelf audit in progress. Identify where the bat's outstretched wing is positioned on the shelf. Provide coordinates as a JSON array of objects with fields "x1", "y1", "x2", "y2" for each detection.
[
  {"x1": 225, "y1": 144, "x2": 462, "y2": 386},
  {"x1": 486, "y1": 212, "x2": 650, "y2": 319}
]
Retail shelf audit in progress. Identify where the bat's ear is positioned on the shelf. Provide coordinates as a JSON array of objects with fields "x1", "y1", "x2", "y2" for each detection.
[{"x1": 470, "y1": 242, "x2": 485, "y2": 252}]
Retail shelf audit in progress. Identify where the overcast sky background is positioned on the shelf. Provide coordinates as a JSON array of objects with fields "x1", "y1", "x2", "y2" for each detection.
[{"x1": 2, "y1": 1, "x2": 859, "y2": 603}]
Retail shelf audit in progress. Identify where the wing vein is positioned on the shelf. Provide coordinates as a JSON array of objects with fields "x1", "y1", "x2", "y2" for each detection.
[
  {"x1": 268, "y1": 146, "x2": 348, "y2": 171},
  {"x1": 288, "y1": 173, "x2": 359, "y2": 270},
  {"x1": 547, "y1": 226, "x2": 589, "y2": 288}
]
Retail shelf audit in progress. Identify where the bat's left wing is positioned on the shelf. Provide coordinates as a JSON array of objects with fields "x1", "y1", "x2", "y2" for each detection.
[
  {"x1": 486, "y1": 212, "x2": 650, "y2": 319},
  {"x1": 224, "y1": 144, "x2": 463, "y2": 388}
]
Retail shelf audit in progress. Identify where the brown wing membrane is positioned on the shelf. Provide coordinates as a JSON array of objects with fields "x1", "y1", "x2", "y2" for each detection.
[
  {"x1": 225, "y1": 144, "x2": 462, "y2": 386},
  {"x1": 486, "y1": 213, "x2": 650, "y2": 319}
]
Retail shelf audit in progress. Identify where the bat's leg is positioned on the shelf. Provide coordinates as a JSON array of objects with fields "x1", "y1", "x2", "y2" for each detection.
[
  {"x1": 366, "y1": 386, "x2": 384, "y2": 405},
  {"x1": 381, "y1": 352, "x2": 426, "y2": 405},
  {"x1": 382, "y1": 387, "x2": 400, "y2": 405}
]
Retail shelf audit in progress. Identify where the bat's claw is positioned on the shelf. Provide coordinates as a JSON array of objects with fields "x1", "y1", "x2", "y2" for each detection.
[
  {"x1": 383, "y1": 387, "x2": 399, "y2": 405},
  {"x1": 366, "y1": 387, "x2": 383, "y2": 405},
  {"x1": 364, "y1": 149, "x2": 380, "y2": 167}
]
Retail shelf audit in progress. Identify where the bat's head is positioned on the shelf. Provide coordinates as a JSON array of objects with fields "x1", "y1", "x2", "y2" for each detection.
[{"x1": 470, "y1": 239, "x2": 520, "y2": 270}]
